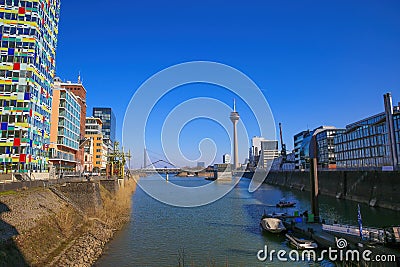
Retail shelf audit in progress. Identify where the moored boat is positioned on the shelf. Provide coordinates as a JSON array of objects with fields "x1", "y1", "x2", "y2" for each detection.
[
  {"x1": 260, "y1": 217, "x2": 286, "y2": 234},
  {"x1": 285, "y1": 233, "x2": 318, "y2": 250},
  {"x1": 276, "y1": 200, "x2": 296, "y2": 208}
]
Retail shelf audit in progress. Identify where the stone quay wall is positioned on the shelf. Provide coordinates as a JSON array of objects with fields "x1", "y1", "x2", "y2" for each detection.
[{"x1": 243, "y1": 170, "x2": 400, "y2": 211}]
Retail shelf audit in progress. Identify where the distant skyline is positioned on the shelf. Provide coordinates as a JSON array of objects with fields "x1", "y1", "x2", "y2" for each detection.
[{"x1": 55, "y1": 0, "x2": 400, "y2": 167}]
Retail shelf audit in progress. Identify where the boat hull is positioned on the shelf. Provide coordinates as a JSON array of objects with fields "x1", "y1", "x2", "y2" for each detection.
[{"x1": 260, "y1": 218, "x2": 286, "y2": 234}]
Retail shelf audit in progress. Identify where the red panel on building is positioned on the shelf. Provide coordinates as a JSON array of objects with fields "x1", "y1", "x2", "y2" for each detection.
[
  {"x1": 18, "y1": 7, "x2": 25, "y2": 14},
  {"x1": 19, "y1": 154, "x2": 26, "y2": 163},
  {"x1": 13, "y1": 138, "x2": 21, "y2": 146},
  {"x1": 13, "y1": 63, "x2": 20, "y2": 70}
]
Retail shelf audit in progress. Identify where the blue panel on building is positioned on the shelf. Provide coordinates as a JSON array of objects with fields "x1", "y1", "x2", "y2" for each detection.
[{"x1": 1, "y1": 122, "x2": 8, "y2": 130}]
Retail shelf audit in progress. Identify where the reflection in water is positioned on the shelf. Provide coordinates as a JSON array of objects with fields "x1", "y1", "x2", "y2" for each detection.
[{"x1": 97, "y1": 175, "x2": 400, "y2": 266}]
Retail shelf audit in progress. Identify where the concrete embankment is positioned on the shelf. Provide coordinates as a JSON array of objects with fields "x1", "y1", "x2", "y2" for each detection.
[
  {"x1": 244, "y1": 170, "x2": 400, "y2": 211},
  {"x1": 0, "y1": 177, "x2": 137, "y2": 267}
]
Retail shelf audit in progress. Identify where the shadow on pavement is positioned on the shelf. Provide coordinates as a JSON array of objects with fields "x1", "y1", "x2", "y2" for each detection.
[{"x1": 0, "y1": 201, "x2": 29, "y2": 267}]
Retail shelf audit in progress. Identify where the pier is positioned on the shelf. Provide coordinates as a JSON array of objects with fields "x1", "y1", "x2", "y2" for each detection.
[{"x1": 283, "y1": 219, "x2": 400, "y2": 266}]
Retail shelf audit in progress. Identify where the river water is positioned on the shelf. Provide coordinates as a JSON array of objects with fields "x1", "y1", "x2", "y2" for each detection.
[{"x1": 96, "y1": 175, "x2": 400, "y2": 266}]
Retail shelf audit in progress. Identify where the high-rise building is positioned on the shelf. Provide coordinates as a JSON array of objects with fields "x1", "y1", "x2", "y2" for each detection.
[
  {"x1": 0, "y1": 0, "x2": 61, "y2": 173},
  {"x1": 59, "y1": 78, "x2": 87, "y2": 172},
  {"x1": 93, "y1": 107, "x2": 116, "y2": 144},
  {"x1": 222, "y1": 154, "x2": 231, "y2": 164},
  {"x1": 49, "y1": 85, "x2": 81, "y2": 172},
  {"x1": 229, "y1": 100, "x2": 240, "y2": 169}
]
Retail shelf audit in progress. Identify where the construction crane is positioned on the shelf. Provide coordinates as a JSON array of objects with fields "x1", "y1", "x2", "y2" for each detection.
[{"x1": 106, "y1": 141, "x2": 132, "y2": 178}]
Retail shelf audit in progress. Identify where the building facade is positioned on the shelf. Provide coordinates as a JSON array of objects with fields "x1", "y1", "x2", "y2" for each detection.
[
  {"x1": 294, "y1": 126, "x2": 339, "y2": 170},
  {"x1": 316, "y1": 128, "x2": 345, "y2": 169},
  {"x1": 59, "y1": 78, "x2": 87, "y2": 172},
  {"x1": 249, "y1": 136, "x2": 265, "y2": 164},
  {"x1": 49, "y1": 86, "x2": 80, "y2": 172},
  {"x1": 0, "y1": 0, "x2": 61, "y2": 172},
  {"x1": 84, "y1": 117, "x2": 106, "y2": 172},
  {"x1": 92, "y1": 107, "x2": 115, "y2": 145},
  {"x1": 293, "y1": 130, "x2": 310, "y2": 169},
  {"x1": 271, "y1": 152, "x2": 296, "y2": 171},
  {"x1": 83, "y1": 136, "x2": 93, "y2": 172},
  {"x1": 259, "y1": 140, "x2": 279, "y2": 169},
  {"x1": 334, "y1": 93, "x2": 400, "y2": 170}
]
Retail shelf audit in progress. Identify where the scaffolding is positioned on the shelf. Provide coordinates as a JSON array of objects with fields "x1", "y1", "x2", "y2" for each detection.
[{"x1": 106, "y1": 141, "x2": 131, "y2": 178}]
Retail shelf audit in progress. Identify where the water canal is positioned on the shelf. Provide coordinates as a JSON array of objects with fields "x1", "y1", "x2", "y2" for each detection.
[{"x1": 96, "y1": 175, "x2": 400, "y2": 266}]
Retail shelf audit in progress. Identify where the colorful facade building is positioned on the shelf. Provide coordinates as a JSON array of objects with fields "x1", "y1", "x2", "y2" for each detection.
[
  {"x1": 49, "y1": 83, "x2": 80, "y2": 172},
  {"x1": 84, "y1": 117, "x2": 106, "y2": 172},
  {"x1": 59, "y1": 78, "x2": 87, "y2": 172},
  {"x1": 0, "y1": 0, "x2": 61, "y2": 172}
]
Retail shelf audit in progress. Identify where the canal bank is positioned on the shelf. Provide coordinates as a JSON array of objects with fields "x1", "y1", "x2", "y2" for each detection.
[
  {"x1": 0, "y1": 177, "x2": 137, "y2": 266},
  {"x1": 243, "y1": 170, "x2": 400, "y2": 211}
]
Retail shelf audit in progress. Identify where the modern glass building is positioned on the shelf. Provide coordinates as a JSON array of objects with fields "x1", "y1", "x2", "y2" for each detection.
[
  {"x1": 294, "y1": 126, "x2": 340, "y2": 170},
  {"x1": 334, "y1": 94, "x2": 400, "y2": 170},
  {"x1": 59, "y1": 78, "x2": 87, "y2": 172},
  {"x1": 0, "y1": 0, "x2": 61, "y2": 172},
  {"x1": 316, "y1": 128, "x2": 345, "y2": 168},
  {"x1": 92, "y1": 107, "x2": 116, "y2": 144},
  {"x1": 334, "y1": 113, "x2": 391, "y2": 168},
  {"x1": 49, "y1": 86, "x2": 81, "y2": 172},
  {"x1": 293, "y1": 130, "x2": 309, "y2": 169}
]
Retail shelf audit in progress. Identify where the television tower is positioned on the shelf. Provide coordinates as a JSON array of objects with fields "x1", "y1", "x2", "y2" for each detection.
[{"x1": 230, "y1": 99, "x2": 240, "y2": 169}]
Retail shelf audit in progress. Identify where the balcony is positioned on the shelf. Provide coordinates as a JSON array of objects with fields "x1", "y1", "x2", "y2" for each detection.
[{"x1": 49, "y1": 150, "x2": 76, "y2": 162}]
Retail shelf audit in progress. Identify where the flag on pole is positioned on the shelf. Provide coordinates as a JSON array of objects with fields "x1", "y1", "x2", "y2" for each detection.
[{"x1": 358, "y1": 204, "x2": 363, "y2": 239}]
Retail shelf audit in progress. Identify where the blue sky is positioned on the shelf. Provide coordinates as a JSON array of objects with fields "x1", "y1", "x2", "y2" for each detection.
[{"x1": 55, "y1": 0, "x2": 400, "y2": 167}]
